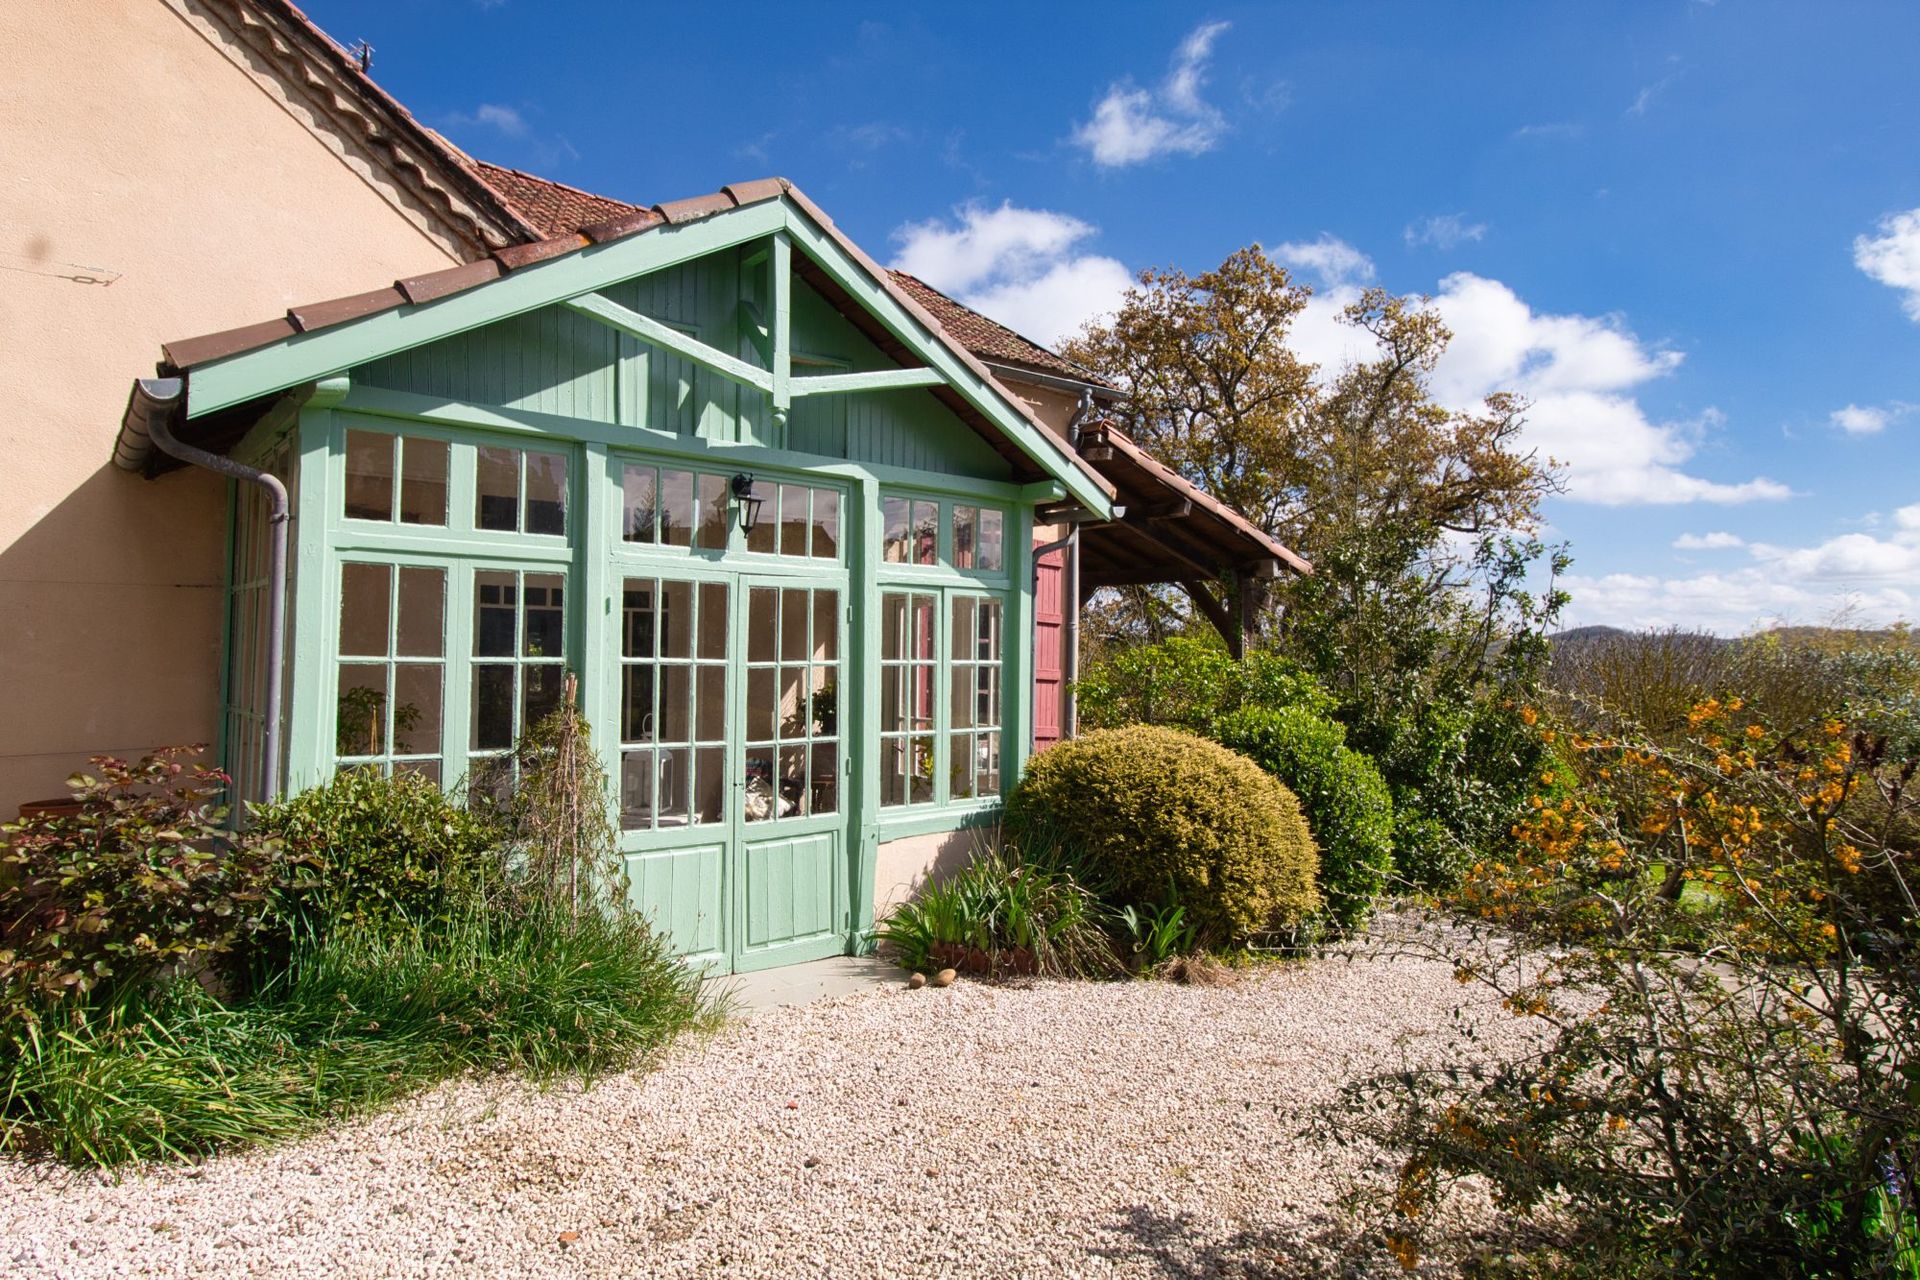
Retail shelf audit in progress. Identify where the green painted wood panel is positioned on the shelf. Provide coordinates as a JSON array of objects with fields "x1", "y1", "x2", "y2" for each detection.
[
  {"x1": 739, "y1": 830, "x2": 841, "y2": 964},
  {"x1": 624, "y1": 843, "x2": 726, "y2": 962}
]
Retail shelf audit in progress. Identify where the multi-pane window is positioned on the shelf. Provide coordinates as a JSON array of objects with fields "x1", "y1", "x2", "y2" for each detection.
[
  {"x1": 882, "y1": 497, "x2": 940, "y2": 565},
  {"x1": 948, "y1": 596, "x2": 1004, "y2": 799},
  {"x1": 619, "y1": 578, "x2": 728, "y2": 829},
  {"x1": 622, "y1": 462, "x2": 841, "y2": 561},
  {"x1": 335, "y1": 562, "x2": 446, "y2": 781},
  {"x1": 879, "y1": 591, "x2": 937, "y2": 806},
  {"x1": 343, "y1": 429, "x2": 448, "y2": 526},
  {"x1": 952, "y1": 505, "x2": 1004, "y2": 572},
  {"x1": 744, "y1": 586, "x2": 841, "y2": 821},
  {"x1": 469, "y1": 569, "x2": 567, "y2": 776},
  {"x1": 476, "y1": 445, "x2": 568, "y2": 536},
  {"x1": 746, "y1": 481, "x2": 841, "y2": 560}
]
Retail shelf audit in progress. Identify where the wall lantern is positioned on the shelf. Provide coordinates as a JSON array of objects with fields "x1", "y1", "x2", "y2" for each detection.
[{"x1": 730, "y1": 472, "x2": 764, "y2": 534}]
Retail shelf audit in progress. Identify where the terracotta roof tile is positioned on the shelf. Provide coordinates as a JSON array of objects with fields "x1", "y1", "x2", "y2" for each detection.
[
  {"x1": 287, "y1": 285, "x2": 408, "y2": 333},
  {"x1": 397, "y1": 258, "x2": 501, "y2": 305},
  {"x1": 886, "y1": 272, "x2": 1114, "y2": 390},
  {"x1": 163, "y1": 317, "x2": 300, "y2": 371},
  {"x1": 654, "y1": 192, "x2": 738, "y2": 225},
  {"x1": 466, "y1": 160, "x2": 640, "y2": 239}
]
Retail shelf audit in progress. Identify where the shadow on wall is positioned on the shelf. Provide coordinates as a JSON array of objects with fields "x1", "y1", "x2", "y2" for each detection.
[
  {"x1": 0, "y1": 460, "x2": 227, "y2": 811},
  {"x1": 874, "y1": 824, "x2": 991, "y2": 915}
]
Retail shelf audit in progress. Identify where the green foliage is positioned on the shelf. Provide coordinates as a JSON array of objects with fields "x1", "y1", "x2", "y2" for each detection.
[
  {"x1": 252, "y1": 767, "x2": 495, "y2": 936},
  {"x1": 1076, "y1": 635, "x2": 1334, "y2": 734},
  {"x1": 876, "y1": 843, "x2": 1118, "y2": 979},
  {"x1": 1213, "y1": 706, "x2": 1394, "y2": 932},
  {"x1": 1008, "y1": 726, "x2": 1320, "y2": 942},
  {"x1": 0, "y1": 748, "x2": 301, "y2": 1015},
  {"x1": 0, "y1": 903, "x2": 708, "y2": 1167},
  {"x1": 1108, "y1": 900, "x2": 1200, "y2": 972}
]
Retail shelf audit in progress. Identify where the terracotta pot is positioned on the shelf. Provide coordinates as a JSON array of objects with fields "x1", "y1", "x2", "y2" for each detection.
[
  {"x1": 965, "y1": 946, "x2": 990, "y2": 973},
  {"x1": 17, "y1": 798, "x2": 83, "y2": 821}
]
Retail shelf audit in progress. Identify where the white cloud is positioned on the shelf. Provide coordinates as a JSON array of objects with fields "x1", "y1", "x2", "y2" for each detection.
[
  {"x1": 1513, "y1": 121, "x2": 1584, "y2": 141},
  {"x1": 890, "y1": 202, "x2": 1132, "y2": 346},
  {"x1": 1856, "y1": 208, "x2": 1920, "y2": 320},
  {"x1": 1274, "y1": 235, "x2": 1374, "y2": 287},
  {"x1": 1674, "y1": 531, "x2": 1745, "y2": 550},
  {"x1": 445, "y1": 103, "x2": 527, "y2": 136},
  {"x1": 1073, "y1": 22, "x2": 1230, "y2": 167},
  {"x1": 1404, "y1": 214, "x2": 1488, "y2": 251},
  {"x1": 1831, "y1": 403, "x2": 1890, "y2": 435},
  {"x1": 1566, "y1": 516, "x2": 1920, "y2": 632}
]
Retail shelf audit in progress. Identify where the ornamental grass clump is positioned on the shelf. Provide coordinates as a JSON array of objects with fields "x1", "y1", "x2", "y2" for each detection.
[
  {"x1": 877, "y1": 842, "x2": 1118, "y2": 979},
  {"x1": 1008, "y1": 725, "x2": 1320, "y2": 943}
]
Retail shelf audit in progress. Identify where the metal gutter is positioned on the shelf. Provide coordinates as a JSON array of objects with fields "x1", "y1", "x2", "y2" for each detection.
[
  {"x1": 114, "y1": 378, "x2": 288, "y2": 804},
  {"x1": 981, "y1": 358, "x2": 1126, "y2": 404}
]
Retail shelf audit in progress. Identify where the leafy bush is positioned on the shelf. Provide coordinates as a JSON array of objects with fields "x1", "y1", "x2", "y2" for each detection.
[
  {"x1": 1214, "y1": 706, "x2": 1394, "y2": 932},
  {"x1": 1341, "y1": 699, "x2": 1920, "y2": 1276},
  {"x1": 1, "y1": 902, "x2": 709, "y2": 1166},
  {"x1": 1076, "y1": 635, "x2": 1334, "y2": 733},
  {"x1": 253, "y1": 767, "x2": 495, "y2": 936},
  {"x1": 877, "y1": 843, "x2": 1117, "y2": 979},
  {"x1": 0, "y1": 748, "x2": 300, "y2": 1015},
  {"x1": 1008, "y1": 725, "x2": 1320, "y2": 942}
]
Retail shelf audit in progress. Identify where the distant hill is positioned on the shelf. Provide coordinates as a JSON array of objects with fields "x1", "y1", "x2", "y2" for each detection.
[{"x1": 1550, "y1": 624, "x2": 1915, "y2": 655}]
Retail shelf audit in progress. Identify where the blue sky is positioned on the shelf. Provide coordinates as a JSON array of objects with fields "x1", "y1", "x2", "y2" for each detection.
[{"x1": 309, "y1": 1, "x2": 1920, "y2": 633}]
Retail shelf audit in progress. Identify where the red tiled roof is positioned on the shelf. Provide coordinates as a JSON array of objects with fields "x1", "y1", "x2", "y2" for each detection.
[
  {"x1": 887, "y1": 272, "x2": 1114, "y2": 390},
  {"x1": 466, "y1": 160, "x2": 644, "y2": 239}
]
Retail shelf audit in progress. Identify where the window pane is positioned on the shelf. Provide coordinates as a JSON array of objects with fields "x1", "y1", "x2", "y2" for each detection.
[
  {"x1": 881, "y1": 592, "x2": 907, "y2": 661},
  {"x1": 980, "y1": 599, "x2": 1003, "y2": 660},
  {"x1": 882, "y1": 497, "x2": 909, "y2": 563},
  {"x1": 694, "y1": 747, "x2": 725, "y2": 825},
  {"x1": 781, "y1": 588, "x2": 808, "y2": 661},
  {"x1": 744, "y1": 748, "x2": 774, "y2": 822},
  {"x1": 747, "y1": 587, "x2": 777, "y2": 662},
  {"x1": 881, "y1": 667, "x2": 904, "y2": 734},
  {"x1": 909, "y1": 736, "x2": 934, "y2": 804},
  {"x1": 911, "y1": 594, "x2": 936, "y2": 661},
  {"x1": 343, "y1": 431, "x2": 394, "y2": 521},
  {"x1": 814, "y1": 589, "x2": 839, "y2": 662},
  {"x1": 523, "y1": 663, "x2": 565, "y2": 730},
  {"x1": 658, "y1": 748, "x2": 691, "y2": 823},
  {"x1": 981, "y1": 730, "x2": 1001, "y2": 793},
  {"x1": 953, "y1": 505, "x2": 977, "y2": 569},
  {"x1": 779, "y1": 666, "x2": 805, "y2": 738},
  {"x1": 399, "y1": 437, "x2": 448, "y2": 526},
  {"x1": 881, "y1": 742, "x2": 906, "y2": 808},
  {"x1": 979, "y1": 509, "x2": 1004, "y2": 571},
  {"x1": 745, "y1": 479, "x2": 776, "y2": 555},
  {"x1": 747, "y1": 667, "x2": 776, "y2": 741},
  {"x1": 780, "y1": 745, "x2": 807, "y2": 817},
  {"x1": 697, "y1": 582, "x2": 728, "y2": 660},
  {"x1": 622, "y1": 581, "x2": 657, "y2": 658},
  {"x1": 696, "y1": 667, "x2": 725, "y2": 742},
  {"x1": 811, "y1": 489, "x2": 840, "y2": 559},
  {"x1": 339, "y1": 562, "x2": 390, "y2": 657},
  {"x1": 472, "y1": 664, "x2": 515, "y2": 749},
  {"x1": 660, "y1": 470, "x2": 694, "y2": 546},
  {"x1": 620, "y1": 750, "x2": 655, "y2": 829},
  {"x1": 524, "y1": 575, "x2": 564, "y2": 659},
  {"x1": 396, "y1": 567, "x2": 444, "y2": 657},
  {"x1": 912, "y1": 501, "x2": 938, "y2": 565},
  {"x1": 476, "y1": 572, "x2": 519, "y2": 658},
  {"x1": 392, "y1": 663, "x2": 442, "y2": 755},
  {"x1": 694, "y1": 473, "x2": 729, "y2": 550},
  {"x1": 622, "y1": 664, "x2": 656, "y2": 743},
  {"x1": 476, "y1": 446, "x2": 519, "y2": 531},
  {"x1": 622, "y1": 466, "x2": 658, "y2": 543},
  {"x1": 950, "y1": 664, "x2": 975, "y2": 730},
  {"x1": 395, "y1": 759, "x2": 441, "y2": 787},
  {"x1": 811, "y1": 666, "x2": 837, "y2": 736},
  {"x1": 950, "y1": 732, "x2": 975, "y2": 800},
  {"x1": 659, "y1": 666, "x2": 692, "y2": 742},
  {"x1": 779, "y1": 484, "x2": 808, "y2": 557},
  {"x1": 525, "y1": 451, "x2": 568, "y2": 536},
  {"x1": 661, "y1": 579, "x2": 693, "y2": 659},
  {"x1": 950, "y1": 596, "x2": 977, "y2": 664},
  {"x1": 336, "y1": 663, "x2": 388, "y2": 757},
  {"x1": 810, "y1": 742, "x2": 837, "y2": 815}
]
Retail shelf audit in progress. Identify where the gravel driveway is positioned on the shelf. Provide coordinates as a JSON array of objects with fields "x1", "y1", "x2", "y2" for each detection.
[{"x1": 3, "y1": 951, "x2": 1527, "y2": 1279}]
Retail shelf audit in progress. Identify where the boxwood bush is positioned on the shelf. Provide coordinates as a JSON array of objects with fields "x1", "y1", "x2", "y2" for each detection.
[
  {"x1": 1008, "y1": 725, "x2": 1319, "y2": 942},
  {"x1": 1213, "y1": 706, "x2": 1394, "y2": 932},
  {"x1": 1076, "y1": 636, "x2": 1336, "y2": 733}
]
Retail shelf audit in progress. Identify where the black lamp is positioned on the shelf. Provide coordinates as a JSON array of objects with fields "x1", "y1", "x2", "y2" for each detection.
[{"x1": 730, "y1": 472, "x2": 764, "y2": 534}]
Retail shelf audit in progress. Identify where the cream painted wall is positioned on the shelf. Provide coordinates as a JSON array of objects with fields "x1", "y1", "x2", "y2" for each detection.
[
  {"x1": 0, "y1": 0, "x2": 461, "y2": 809},
  {"x1": 874, "y1": 828, "x2": 987, "y2": 915}
]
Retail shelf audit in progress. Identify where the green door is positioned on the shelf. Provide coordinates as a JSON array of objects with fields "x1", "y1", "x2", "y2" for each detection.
[{"x1": 611, "y1": 566, "x2": 848, "y2": 973}]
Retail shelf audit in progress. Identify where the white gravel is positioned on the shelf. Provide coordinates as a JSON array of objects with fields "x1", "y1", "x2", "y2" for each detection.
[{"x1": 2, "y1": 951, "x2": 1530, "y2": 1279}]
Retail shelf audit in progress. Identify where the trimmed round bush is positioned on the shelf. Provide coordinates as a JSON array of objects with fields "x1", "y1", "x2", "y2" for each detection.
[
  {"x1": 1007, "y1": 725, "x2": 1320, "y2": 941},
  {"x1": 1213, "y1": 706, "x2": 1394, "y2": 932}
]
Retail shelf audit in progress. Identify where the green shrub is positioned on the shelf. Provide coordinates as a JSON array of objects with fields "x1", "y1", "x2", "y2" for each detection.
[
  {"x1": 876, "y1": 843, "x2": 1117, "y2": 978},
  {"x1": 0, "y1": 748, "x2": 301, "y2": 1016},
  {"x1": 1008, "y1": 725, "x2": 1320, "y2": 941},
  {"x1": 253, "y1": 767, "x2": 497, "y2": 936},
  {"x1": 1, "y1": 902, "x2": 709, "y2": 1166},
  {"x1": 1214, "y1": 706, "x2": 1394, "y2": 932},
  {"x1": 1076, "y1": 635, "x2": 1335, "y2": 733}
]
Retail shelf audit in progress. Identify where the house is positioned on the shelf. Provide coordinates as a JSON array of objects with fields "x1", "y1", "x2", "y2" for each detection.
[{"x1": 6, "y1": 0, "x2": 1306, "y2": 973}]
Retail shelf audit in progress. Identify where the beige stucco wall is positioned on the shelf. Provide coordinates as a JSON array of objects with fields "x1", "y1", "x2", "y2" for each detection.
[
  {"x1": 1002, "y1": 379, "x2": 1080, "y2": 443},
  {"x1": 874, "y1": 827, "x2": 987, "y2": 915},
  {"x1": 0, "y1": 0, "x2": 461, "y2": 809}
]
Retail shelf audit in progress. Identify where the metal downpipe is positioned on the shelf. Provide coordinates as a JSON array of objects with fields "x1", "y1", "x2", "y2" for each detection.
[{"x1": 130, "y1": 378, "x2": 289, "y2": 804}]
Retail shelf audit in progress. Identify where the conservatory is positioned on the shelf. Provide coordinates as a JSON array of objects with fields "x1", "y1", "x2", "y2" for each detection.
[{"x1": 112, "y1": 180, "x2": 1118, "y2": 973}]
